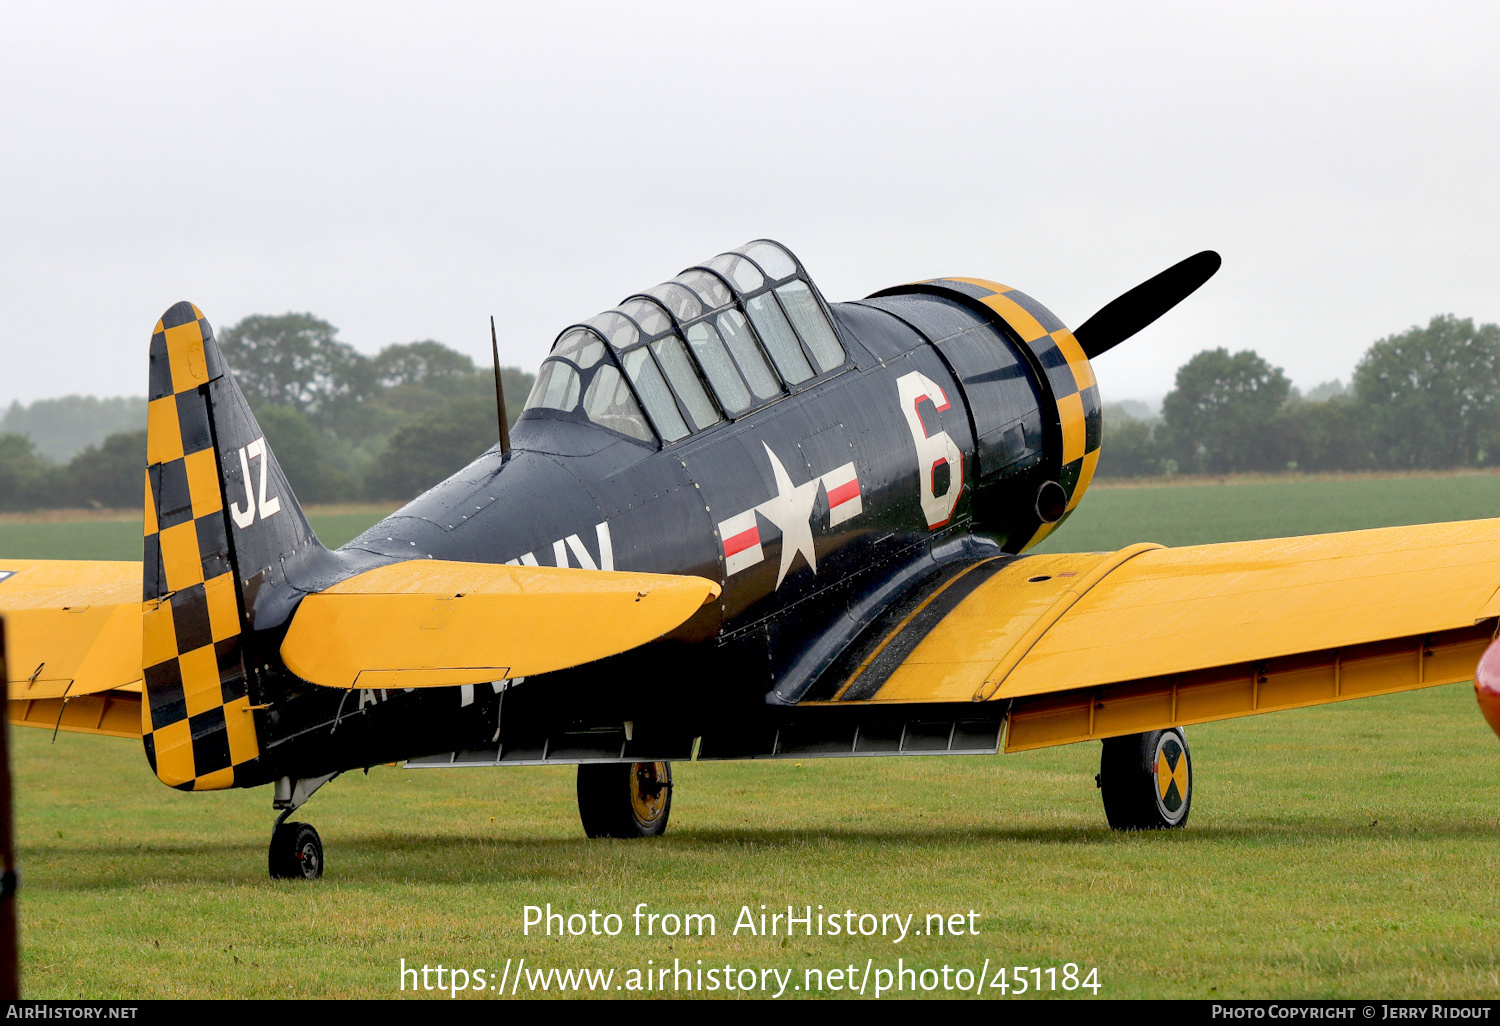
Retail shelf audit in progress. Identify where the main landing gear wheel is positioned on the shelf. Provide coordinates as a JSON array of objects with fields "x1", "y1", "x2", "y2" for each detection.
[
  {"x1": 268, "y1": 820, "x2": 324, "y2": 879},
  {"x1": 577, "y1": 762, "x2": 673, "y2": 839},
  {"x1": 1098, "y1": 728, "x2": 1192, "y2": 831}
]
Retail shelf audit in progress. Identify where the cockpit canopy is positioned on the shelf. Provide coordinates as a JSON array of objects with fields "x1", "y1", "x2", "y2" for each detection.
[{"x1": 522, "y1": 240, "x2": 848, "y2": 445}]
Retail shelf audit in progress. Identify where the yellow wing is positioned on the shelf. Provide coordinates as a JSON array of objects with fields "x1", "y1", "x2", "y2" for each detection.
[
  {"x1": 280, "y1": 559, "x2": 722, "y2": 688},
  {"x1": 809, "y1": 520, "x2": 1500, "y2": 752},
  {"x1": 1, "y1": 559, "x2": 145, "y2": 738}
]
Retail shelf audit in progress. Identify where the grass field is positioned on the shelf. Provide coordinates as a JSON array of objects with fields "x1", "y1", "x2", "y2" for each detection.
[{"x1": 6, "y1": 476, "x2": 1500, "y2": 999}]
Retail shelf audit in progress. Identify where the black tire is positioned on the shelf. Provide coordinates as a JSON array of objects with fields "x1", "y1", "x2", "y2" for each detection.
[
  {"x1": 577, "y1": 762, "x2": 673, "y2": 839},
  {"x1": 268, "y1": 821, "x2": 324, "y2": 879},
  {"x1": 1098, "y1": 728, "x2": 1192, "y2": 830}
]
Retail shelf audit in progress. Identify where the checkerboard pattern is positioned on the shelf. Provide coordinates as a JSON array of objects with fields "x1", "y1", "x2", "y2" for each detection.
[
  {"x1": 142, "y1": 302, "x2": 261, "y2": 791},
  {"x1": 920, "y1": 278, "x2": 1102, "y2": 549}
]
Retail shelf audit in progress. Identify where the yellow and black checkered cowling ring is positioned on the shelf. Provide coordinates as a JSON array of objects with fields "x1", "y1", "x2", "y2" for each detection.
[
  {"x1": 142, "y1": 302, "x2": 264, "y2": 791},
  {"x1": 881, "y1": 278, "x2": 1102, "y2": 551}
]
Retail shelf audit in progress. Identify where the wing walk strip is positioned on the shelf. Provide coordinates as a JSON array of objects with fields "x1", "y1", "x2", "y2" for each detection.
[
  {"x1": 808, "y1": 520, "x2": 1500, "y2": 753},
  {"x1": 808, "y1": 546, "x2": 1160, "y2": 707},
  {"x1": 828, "y1": 557, "x2": 1011, "y2": 702}
]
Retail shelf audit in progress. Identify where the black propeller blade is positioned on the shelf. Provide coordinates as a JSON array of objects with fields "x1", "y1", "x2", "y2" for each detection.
[{"x1": 1073, "y1": 250, "x2": 1221, "y2": 360}]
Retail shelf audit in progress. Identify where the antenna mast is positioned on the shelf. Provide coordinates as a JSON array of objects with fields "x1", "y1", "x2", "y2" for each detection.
[{"x1": 491, "y1": 315, "x2": 511, "y2": 456}]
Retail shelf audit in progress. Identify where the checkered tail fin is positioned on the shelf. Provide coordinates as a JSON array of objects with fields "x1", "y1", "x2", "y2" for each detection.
[{"x1": 141, "y1": 301, "x2": 328, "y2": 791}]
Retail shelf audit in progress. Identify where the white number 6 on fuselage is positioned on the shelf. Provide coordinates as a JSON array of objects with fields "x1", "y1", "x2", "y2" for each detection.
[{"x1": 896, "y1": 371, "x2": 964, "y2": 529}]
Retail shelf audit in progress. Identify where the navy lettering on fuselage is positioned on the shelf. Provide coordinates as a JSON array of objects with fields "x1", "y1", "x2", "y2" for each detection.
[{"x1": 505, "y1": 521, "x2": 614, "y2": 571}]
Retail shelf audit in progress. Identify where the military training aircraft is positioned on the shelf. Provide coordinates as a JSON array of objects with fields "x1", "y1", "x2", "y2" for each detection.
[{"x1": 5, "y1": 239, "x2": 1500, "y2": 879}]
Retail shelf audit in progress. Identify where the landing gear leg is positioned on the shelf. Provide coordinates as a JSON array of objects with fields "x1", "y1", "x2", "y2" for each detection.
[
  {"x1": 577, "y1": 762, "x2": 673, "y2": 838},
  {"x1": 1098, "y1": 728, "x2": 1192, "y2": 830},
  {"x1": 268, "y1": 772, "x2": 339, "y2": 879}
]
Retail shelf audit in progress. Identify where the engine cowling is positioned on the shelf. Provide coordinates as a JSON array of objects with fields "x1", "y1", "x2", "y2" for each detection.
[{"x1": 865, "y1": 277, "x2": 1102, "y2": 551}]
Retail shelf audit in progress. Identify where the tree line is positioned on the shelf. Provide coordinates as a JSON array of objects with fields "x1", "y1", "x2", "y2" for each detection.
[
  {"x1": 0, "y1": 313, "x2": 532, "y2": 511},
  {"x1": 1, "y1": 311, "x2": 1495, "y2": 510},
  {"x1": 1096, "y1": 314, "x2": 1500, "y2": 478},
  {"x1": 0, "y1": 396, "x2": 146, "y2": 463}
]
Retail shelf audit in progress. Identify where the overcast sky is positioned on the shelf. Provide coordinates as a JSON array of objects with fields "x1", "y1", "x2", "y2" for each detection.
[{"x1": 2, "y1": 1, "x2": 1496, "y2": 410}]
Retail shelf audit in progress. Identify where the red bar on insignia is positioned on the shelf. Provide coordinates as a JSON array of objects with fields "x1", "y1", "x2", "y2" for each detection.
[
  {"x1": 821, "y1": 462, "x2": 863, "y2": 527},
  {"x1": 724, "y1": 525, "x2": 760, "y2": 557},
  {"x1": 827, "y1": 480, "x2": 859, "y2": 507},
  {"x1": 718, "y1": 510, "x2": 764, "y2": 575}
]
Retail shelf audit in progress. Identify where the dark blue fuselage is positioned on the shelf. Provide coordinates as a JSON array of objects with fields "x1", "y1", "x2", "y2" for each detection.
[{"x1": 254, "y1": 294, "x2": 1062, "y2": 778}]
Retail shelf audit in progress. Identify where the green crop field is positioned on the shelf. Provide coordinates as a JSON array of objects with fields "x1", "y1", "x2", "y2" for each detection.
[
  {"x1": 1037, "y1": 471, "x2": 1500, "y2": 553},
  {"x1": 0, "y1": 506, "x2": 394, "y2": 561},
  {"x1": 6, "y1": 476, "x2": 1500, "y2": 1000}
]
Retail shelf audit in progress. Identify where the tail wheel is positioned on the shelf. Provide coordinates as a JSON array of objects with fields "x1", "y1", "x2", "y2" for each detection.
[
  {"x1": 1098, "y1": 728, "x2": 1192, "y2": 830},
  {"x1": 269, "y1": 821, "x2": 324, "y2": 879},
  {"x1": 577, "y1": 762, "x2": 673, "y2": 839}
]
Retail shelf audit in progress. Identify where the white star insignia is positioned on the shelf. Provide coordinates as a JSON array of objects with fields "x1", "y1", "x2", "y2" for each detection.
[{"x1": 755, "y1": 443, "x2": 822, "y2": 588}]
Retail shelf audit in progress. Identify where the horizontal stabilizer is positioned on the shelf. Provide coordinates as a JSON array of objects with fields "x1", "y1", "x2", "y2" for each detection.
[
  {"x1": 0, "y1": 560, "x2": 143, "y2": 700},
  {"x1": 280, "y1": 560, "x2": 722, "y2": 689}
]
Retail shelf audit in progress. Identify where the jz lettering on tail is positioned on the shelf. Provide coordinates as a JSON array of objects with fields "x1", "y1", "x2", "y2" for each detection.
[{"x1": 230, "y1": 436, "x2": 281, "y2": 528}]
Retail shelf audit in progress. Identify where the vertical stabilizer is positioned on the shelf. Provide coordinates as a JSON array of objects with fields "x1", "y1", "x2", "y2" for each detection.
[{"x1": 141, "y1": 301, "x2": 329, "y2": 790}]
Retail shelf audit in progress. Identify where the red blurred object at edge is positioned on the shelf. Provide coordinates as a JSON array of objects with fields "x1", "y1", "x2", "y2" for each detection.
[
  {"x1": 0, "y1": 620, "x2": 16, "y2": 998},
  {"x1": 1475, "y1": 636, "x2": 1500, "y2": 740}
]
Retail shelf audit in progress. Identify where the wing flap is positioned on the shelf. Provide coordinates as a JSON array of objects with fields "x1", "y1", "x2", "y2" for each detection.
[
  {"x1": 281, "y1": 559, "x2": 722, "y2": 688},
  {"x1": 0, "y1": 560, "x2": 143, "y2": 698}
]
